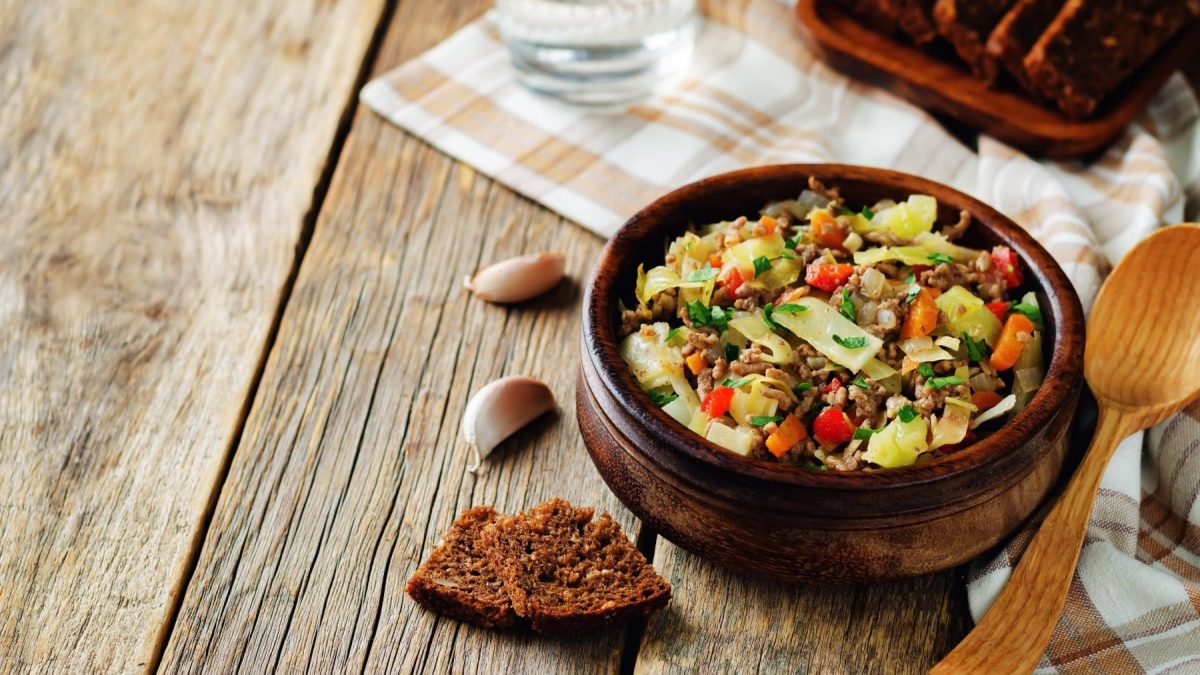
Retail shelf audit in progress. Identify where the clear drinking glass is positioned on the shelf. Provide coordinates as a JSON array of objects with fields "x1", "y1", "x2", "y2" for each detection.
[{"x1": 495, "y1": 0, "x2": 698, "y2": 106}]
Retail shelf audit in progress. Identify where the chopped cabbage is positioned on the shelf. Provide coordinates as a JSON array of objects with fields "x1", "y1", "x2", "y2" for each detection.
[
  {"x1": 900, "y1": 336, "x2": 955, "y2": 363},
  {"x1": 729, "y1": 313, "x2": 794, "y2": 365},
  {"x1": 913, "y1": 232, "x2": 983, "y2": 262},
  {"x1": 930, "y1": 402, "x2": 971, "y2": 450},
  {"x1": 864, "y1": 415, "x2": 929, "y2": 468},
  {"x1": 771, "y1": 298, "x2": 883, "y2": 372},
  {"x1": 706, "y1": 423, "x2": 755, "y2": 456},
  {"x1": 662, "y1": 396, "x2": 693, "y2": 425},
  {"x1": 636, "y1": 265, "x2": 710, "y2": 307},
  {"x1": 935, "y1": 285, "x2": 1002, "y2": 346},
  {"x1": 729, "y1": 383, "x2": 779, "y2": 425},
  {"x1": 861, "y1": 358, "x2": 901, "y2": 394},
  {"x1": 875, "y1": 194, "x2": 937, "y2": 240},
  {"x1": 972, "y1": 394, "x2": 1017, "y2": 428}
]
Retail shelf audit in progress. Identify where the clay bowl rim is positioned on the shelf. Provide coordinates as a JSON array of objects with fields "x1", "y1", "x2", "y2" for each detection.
[{"x1": 581, "y1": 163, "x2": 1085, "y2": 492}]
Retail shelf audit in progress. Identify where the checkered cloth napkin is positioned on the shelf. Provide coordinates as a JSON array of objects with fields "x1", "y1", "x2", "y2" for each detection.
[{"x1": 363, "y1": 1, "x2": 1200, "y2": 670}]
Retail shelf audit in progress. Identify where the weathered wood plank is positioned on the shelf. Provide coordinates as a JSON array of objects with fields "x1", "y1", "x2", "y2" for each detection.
[
  {"x1": 164, "y1": 1, "x2": 970, "y2": 672},
  {"x1": 0, "y1": 0, "x2": 387, "y2": 671},
  {"x1": 636, "y1": 544, "x2": 969, "y2": 674},
  {"x1": 159, "y1": 2, "x2": 634, "y2": 671}
]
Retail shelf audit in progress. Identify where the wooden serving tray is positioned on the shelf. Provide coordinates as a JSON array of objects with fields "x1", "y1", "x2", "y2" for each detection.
[{"x1": 795, "y1": 0, "x2": 1200, "y2": 159}]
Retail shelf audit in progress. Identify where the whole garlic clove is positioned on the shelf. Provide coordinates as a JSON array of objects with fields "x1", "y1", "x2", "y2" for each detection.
[
  {"x1": 464, "y1": 252, "x2": 566, "y2": 303},
  {"x1": 462, "y1": 376, "x2": 556, "y2": 472}
]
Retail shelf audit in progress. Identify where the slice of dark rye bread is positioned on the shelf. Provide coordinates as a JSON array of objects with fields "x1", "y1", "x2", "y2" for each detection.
[
  {"x1": 481, "y1": 498, "x2": 672, "y2": 636},
  {"x1": 933, "y1": 0, "x2": 1019, "y2": 81},
  {"x1": 405, "y1": 506, "x2": 518, "y2": 629},
  {"x1": 983, "y1": 0, "x2": 1063, "y2": 90},
  {"x1": 1024, "y1": 0, "x2": 1200, "y2": 119}
]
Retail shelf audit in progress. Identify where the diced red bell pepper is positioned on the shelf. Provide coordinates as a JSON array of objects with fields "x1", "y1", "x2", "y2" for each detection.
[
  {"x1": 992, "y1": 247, "x2": 1022, "y2": 289},
  {"x1": 812, "y1": 407, "x2": 854, "y2": 445},
  {"x1": 910, "y1": 264, "x2": 933, "y2": 275},
  {"x1": 985, "y1": 300, "x2": 1010, "y2": 323},
  {"x1": 701, "y1": 386, "x2": 735, "y2": 418},
  {"x1": 805, "y1": 263, "x2": 855, "y2": 293},
  {"x1": 821, "y1": 378, "x2": 842, "y2": 395},
  {"x1": 722, "y1": 267, "x2": 745, "y2": 295}
]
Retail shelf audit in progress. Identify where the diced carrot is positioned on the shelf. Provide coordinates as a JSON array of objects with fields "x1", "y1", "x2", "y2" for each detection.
[
  {"x1": 989, "y1": 313, "x2": 1035, "y2": 371},
  {"x1": 900, "y1": 288, "x2": 938, "y2": 338},
  {"x1": 760, "y1": 215, "x2": 777, "y2": 235},
  {"x1": 927, "y1": 287, "x2": 942, "y2": 300},
  {"x1": 810, "y1": 209, "x2": 846, "y2": 248},
  {"x1": 686, "y1": 352, "x2": 707, "y2": 375},
  {"x1": 765, "y1": 414, "x2": 807, "y2": 458},
  {"x1": 709, "y1": 253, "x2": 723, "y2": 268},
  {"x1": 971, "y1": 390, "x2": 1004, "y2": 411}
]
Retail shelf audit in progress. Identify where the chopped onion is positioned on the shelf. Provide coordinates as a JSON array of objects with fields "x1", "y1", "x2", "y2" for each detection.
[
  {"x1": 971, "y1": 394, "x2": 1017, "y2": 428},
  {"x1": 935, "y1": 335, "x2": 961, "y2": 351},
  {"x1": 858, "y1": 300, "x2": 879, "y2": 325},
  {"x1": 861, "y1": 267, "x2": 887, "y2": 299},
  {"x1": 843, "y1": 231, "x2": 864, "y2": 253},
  {"x1": 876, "y1": 308, "x2": 898, "y2": 329},
  {"x1": 969, "y1": 372, "x2": 1003, "y2": 392},
  {"x1": 930, "y1": 403, "x2": 971, "y2": 449},
  {"x1": 899, "y1": 336, "x2": 954, "y2": 363}
]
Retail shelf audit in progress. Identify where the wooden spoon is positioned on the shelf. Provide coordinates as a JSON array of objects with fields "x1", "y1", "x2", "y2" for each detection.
[{"x1": 933, "y1": 224, "x2": 1200, "y2": 674}]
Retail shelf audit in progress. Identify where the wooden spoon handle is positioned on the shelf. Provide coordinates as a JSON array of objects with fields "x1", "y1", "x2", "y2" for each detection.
[{"x1": 932, "y1": 407, "x2": 1136, "y2": 674}]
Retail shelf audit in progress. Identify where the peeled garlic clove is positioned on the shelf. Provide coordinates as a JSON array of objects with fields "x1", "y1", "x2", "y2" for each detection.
[
  {"x1": 464, "y1": 252, "x2": 566, "y2": 303},
  {"x1": 462, "y1": 376, "x2": 555, "y2": 471}
]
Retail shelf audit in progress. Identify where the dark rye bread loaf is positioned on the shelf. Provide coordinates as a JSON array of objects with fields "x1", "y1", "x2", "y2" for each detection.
[
  {"x1": 481, "y1": 498, "x2": 672, "y2": 636},
  {"x1": 933, "y1": 0, "x2": 1019, "y2": 81},
  {"x1": 1025, "y1": 0, "x2": 1200, "y2": 119},
  {"x1": 984, "y1": 0, "x2": 1063, "y2": 90},
  {"x1": 405, "y1": 506, "x2": 518, "y2": 629}
]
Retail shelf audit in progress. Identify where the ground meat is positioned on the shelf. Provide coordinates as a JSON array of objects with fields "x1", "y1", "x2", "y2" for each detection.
[
  {"x1": 823, "y1": 383, "x2": 849, "y2": 409},
  {"x1": 729, "y1": 359, "x2": 770, "y2": 377},
  {"x1": 761, "y1": 387, "x2": 795, "y2": 412},
  {"x1": 920, "y1": 254, "x2": 1006, "y2": 301},
  {"x1": 941, "y1": 209, "x2": 971, "y2": 241},
  {"x1": 808, "y1": 176, "x2": 843, "y2": 207},
  {"x1": 620, "y1": 305, "x2": 653, "y2": 336},
  {"x1": 848, "y1": 382, "x2": 887, "y2": 421},
  {"x1": 712, "y1": 358, "x2": 730, "y2": 382},
  {"x1": 780, "y1": 437, "x2": 819, "y2": 465},
  {"x1": 885, "y1": 394, "x2": 912, "y2": 419},
  {"x1": 685, "y1": 327, "x2": 722, "y2": 363},
  {"x1": 824, "y1": 448, "x2": 863, "y2": 471}
]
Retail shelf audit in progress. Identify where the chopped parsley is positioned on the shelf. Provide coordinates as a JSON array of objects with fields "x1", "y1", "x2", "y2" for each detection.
[
  {"x1": 917, "y1": 362, "x2": 935, "y2": 378},
  {"x1": 903, "y1": 284, "x2": 922, "y2": 305},
  {"x1": 784, "y1": 235, "x2": 802, "y2": 249},
  {"x1": 723, "y1": 376, "x2": 754, "y2": 389},
  {"x1": 926, "y1": 375, "x2": 966, "y2": 389},
  {"x1": 839, "y1": 288, "x2": 856, "y2": 322},
  {"x1": 749, "y1": 415, "x2": 784, "y2": 427},
  {"x1": 851, "y1": 377, "x2": 870, "y2": 389},
  {"x1": 861, "y1": 206, "x2": 875, "y2": 220},
  {"x1": 793, "y1": 382, "x2": 814, "y2": 394},
  {"x1": 753, "y1": 256, "x2": 772, "y2": 278},
  {"x1": 725, "y1": 343, "x2": 740, "y2": 362},
  {"x1": 687, "y1": 264, "x2": 719, "y2": 282},
  {"x1": 665, "y1": 326, "x2": 682, "y2": 343},
  {"x1": 1009, "y1": 301, "x2": 1043, "y2": 327},
  {"x1": 904, "y1": 272, "x2": 916, "y2": 285},
  {"x1": 832, "y1": 334, "x2": 868, "y2": 349},
  {"x1": 962, "y1": 332, "x2": 989, "y2": 362},
  {"x1": 687, "y1": 301, "x2": 728, "y2": 331},
  {"x1": 928, "y1": 252, "x2": 955, "y2": 264},
  {"x1": 762, "y1": 303, "x2": 779, "y2": 330},
  {"x1": 897, "y1": 405, "x2": 918, "y2": 423},
  {"x1": 779, "y1": 250, "x2": 795, "y2": 260},
  {"x1": 833, "y1": 205, "x2": 856, "y2": 217},
  {"x1": 773, "y1": 303, "x2": 808, "y2": 315},
  {"x1": 852, "y1": 427, "x2": 879, "y2": 440},
  {"x1": 648, "y1": 390, "x2": 678, "y2": 406}
]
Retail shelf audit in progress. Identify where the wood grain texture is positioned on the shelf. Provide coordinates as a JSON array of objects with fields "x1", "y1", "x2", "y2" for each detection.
[
  {"x1": 163, "y1": 2, "x2": 977, "y2": 672},
  {"x1": 0, "y1": 0, "x2": 387, "y2": 671}
]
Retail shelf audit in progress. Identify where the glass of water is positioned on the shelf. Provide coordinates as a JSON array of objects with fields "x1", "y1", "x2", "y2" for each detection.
[{"x1": 495, "y1": 0, "x2": 698, "y2": 106}]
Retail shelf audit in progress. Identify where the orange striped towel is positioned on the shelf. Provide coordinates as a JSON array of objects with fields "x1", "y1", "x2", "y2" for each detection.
[{"x1": 362, "y1": 1, "x2": 1200, "y2": 670}]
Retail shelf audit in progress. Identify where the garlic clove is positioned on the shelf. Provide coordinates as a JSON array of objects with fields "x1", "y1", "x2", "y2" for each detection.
[
  {"x1": 462, "y1": 376, "x2": 556, "y2": 471},
  {"x1": 464, "y1": 252, "x2": 566, "y2": 304}
]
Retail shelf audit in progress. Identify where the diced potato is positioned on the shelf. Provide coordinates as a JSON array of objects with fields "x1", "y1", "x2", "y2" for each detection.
[{"x1": 876, "y1": 194, "x2": 937, "y2": 240}]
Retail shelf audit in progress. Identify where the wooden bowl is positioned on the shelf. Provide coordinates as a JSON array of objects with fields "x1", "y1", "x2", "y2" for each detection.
[{"x1": 577, "y1": 164, "x2": 1085, "y2": 583}]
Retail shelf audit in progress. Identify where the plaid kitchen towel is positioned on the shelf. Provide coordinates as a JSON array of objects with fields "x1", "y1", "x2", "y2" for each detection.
[{"x1": 362, "y1": 1, "x2": 1200, "y2": 671}]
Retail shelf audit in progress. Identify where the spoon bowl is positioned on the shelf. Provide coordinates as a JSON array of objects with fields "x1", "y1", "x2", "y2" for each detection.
[
  {"x1": 1086, "y1": 226, "x2": 1200, "y2": 416},
  {"x1": 935, "y1": 224, "x2": 1200, "y2": 674}
]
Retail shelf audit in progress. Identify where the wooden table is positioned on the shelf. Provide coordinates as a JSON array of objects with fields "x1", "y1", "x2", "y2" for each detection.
[{"x1": 1, "y1": 2, "x2": 981, "y2": 672}]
